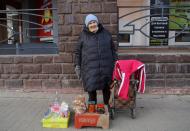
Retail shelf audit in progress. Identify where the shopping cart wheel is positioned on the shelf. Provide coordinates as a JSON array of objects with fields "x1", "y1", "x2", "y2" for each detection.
[
  {"x1": 110, "y1": 108, "x2": 115, "y2": 120},
  {"x1": 130, "y1": 107, "x2": 136, "y2": 119}
]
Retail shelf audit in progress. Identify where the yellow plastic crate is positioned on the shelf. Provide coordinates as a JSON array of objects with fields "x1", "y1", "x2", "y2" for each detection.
[{"x1": 41, "y1": 112, "x2": 70, "y2": 128}]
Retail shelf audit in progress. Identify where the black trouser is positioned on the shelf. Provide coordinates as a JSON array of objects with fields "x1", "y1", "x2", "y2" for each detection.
[{"x1": 88, "y1": 87, "x2": 110, "y2": 105}]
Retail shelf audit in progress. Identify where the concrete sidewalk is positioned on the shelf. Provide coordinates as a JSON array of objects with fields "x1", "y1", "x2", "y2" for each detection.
[{"x1": 0, "y1": 90, "x2": 190, "y2": 131}]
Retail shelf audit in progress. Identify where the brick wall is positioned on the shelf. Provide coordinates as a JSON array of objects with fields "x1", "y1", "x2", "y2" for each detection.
[
  {"x1": 0, "y1": 56, "x2": 79, "y2": 90},
  {"x1": 119, "y1": 53, "x2": 190, "y2": 94},
  {"x1": 0, "y1": 0, "x2": 189, "y2": 94},
  {"x1": 0, "y1": 0, "x2": 118, "y2": 91}
]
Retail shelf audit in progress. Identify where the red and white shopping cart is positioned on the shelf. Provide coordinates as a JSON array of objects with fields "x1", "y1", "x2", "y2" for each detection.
[{"x1": 109, "y1": 60, "x2": 146, "y2": 119}]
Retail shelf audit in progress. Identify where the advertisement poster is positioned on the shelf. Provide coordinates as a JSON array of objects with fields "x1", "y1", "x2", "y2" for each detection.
[
  {"x1": 150, "y1": 0, "x2": 169, "y2": 45},
  {"x1": 38, "y1": 0, "x2": 53, "y2": 42},
  {"x1": 169, "y1": 0, "x2": 190, "y2": 30}
]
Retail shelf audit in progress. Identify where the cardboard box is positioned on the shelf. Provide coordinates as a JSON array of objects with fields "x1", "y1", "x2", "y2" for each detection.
[
  {"x1": 74, "y1": 113, "x2": 109, "y2": 129},
  {"x1": 41, "y1": 112, "x2": 70, "y2": 128}
]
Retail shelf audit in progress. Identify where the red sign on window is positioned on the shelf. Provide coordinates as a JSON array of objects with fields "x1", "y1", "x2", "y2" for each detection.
[{"x1": 38, "y1": 0, "x2": 53, "y2": 42}]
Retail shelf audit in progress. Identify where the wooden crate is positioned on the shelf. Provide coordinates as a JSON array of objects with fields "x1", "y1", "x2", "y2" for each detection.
[{"x1": 74, "y1": 113, "x2": 109, "y2": 129}]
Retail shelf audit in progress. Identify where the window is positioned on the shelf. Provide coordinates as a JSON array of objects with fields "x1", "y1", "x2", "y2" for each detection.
[
  {"x1": 176, "y1": 33, "x2": 190, "y2": 42},
  {"x1": 119, "y1": 34, "x2": 130, "y2": 43},
  {"x1": 0, "y1": 0, "x2": 58, "y2": 55},
  {"x1": 118, "y1": 18, "x2": 133, "y2": 46},
  {"x1": 118, "y1": 0, "x2": 150, "y2": 46},
  {"x1": 117, "y1": 0, "x2": 190, "y2": 47},
  {"x1": 168, "y1": 0, "x2": 190, "y2": 45}
]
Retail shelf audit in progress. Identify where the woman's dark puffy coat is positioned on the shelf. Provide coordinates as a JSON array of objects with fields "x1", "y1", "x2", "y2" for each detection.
[{"x1": 74, "y1": 24, "x2": 117, "y2": 92}]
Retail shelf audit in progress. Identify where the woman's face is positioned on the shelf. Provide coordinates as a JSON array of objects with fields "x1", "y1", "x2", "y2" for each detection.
[{"x1": 88, "y1": 21, "x2": 98, "y2": 33}]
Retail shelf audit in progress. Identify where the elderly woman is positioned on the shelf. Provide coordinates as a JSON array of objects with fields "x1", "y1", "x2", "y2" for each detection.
[{"x1": 74, "y1": 14, "x2": 117, "y2": 106}]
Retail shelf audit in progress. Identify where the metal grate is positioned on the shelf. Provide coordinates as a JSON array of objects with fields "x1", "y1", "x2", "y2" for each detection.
[
  {"x1": 119, "y1": 4, "x2": 190, "y2": 46},
  {"x1": 0, "y1": 7, "x2": 58, "y2": 54}
]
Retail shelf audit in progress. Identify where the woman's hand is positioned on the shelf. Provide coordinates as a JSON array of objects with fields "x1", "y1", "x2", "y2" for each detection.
[{"x1": 75, "y1": 65, "x2": 81, "y2": 79}]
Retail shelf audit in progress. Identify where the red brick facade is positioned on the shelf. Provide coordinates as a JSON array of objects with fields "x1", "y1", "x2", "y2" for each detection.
[
  {"x1": 0, "y1": 0, "x2": 189, "y2": 94},
  {"x1": 0, "y1": 0, "x2": 118, "y2": 91}
]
